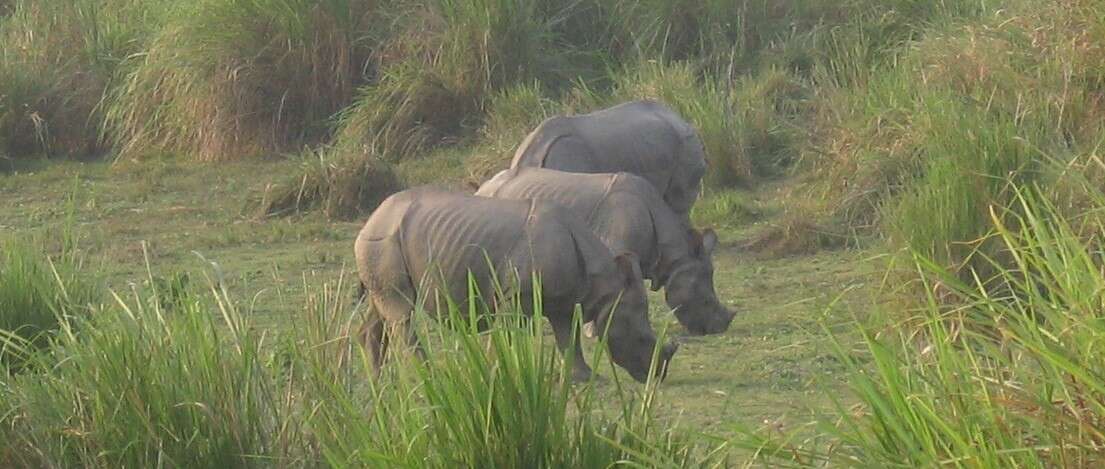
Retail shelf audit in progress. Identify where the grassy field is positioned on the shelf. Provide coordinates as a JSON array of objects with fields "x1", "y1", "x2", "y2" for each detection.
[
  {"x1": 7, "y1": 0, "x2": 1105, "y2": 466},
  {"x1": 0, "y1": 158, "x2": 872, "y2": 437}
]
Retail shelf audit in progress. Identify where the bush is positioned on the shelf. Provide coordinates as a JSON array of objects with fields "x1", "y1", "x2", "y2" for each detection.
[{"x1": 106, "y1": 0, "x2": 380, "y2": 161}]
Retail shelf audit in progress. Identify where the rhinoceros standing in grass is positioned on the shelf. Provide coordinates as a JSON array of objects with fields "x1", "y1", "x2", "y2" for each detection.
[
  {"x1": 478, "y1": 168, "x2": 734, "y2": 335},
  {"x1": 354, "y1": 188, "x2": 677, "y2": 383},
  {"x1": 510, "y1": 100, "x2": 707, "y2": 225}
]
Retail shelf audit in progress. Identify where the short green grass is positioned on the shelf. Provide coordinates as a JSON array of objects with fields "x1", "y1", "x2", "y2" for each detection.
[{"x1": 0, "y1": 157, "x2": 870, "y2": 438}]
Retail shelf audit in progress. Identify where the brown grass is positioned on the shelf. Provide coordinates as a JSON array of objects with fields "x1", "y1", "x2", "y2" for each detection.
[
  {"x1": 741, "y1": 207, "x2": 845, "y2": 258},
  {"x1": 258, "y1": 148, "x2": 404, "y2": 220}
]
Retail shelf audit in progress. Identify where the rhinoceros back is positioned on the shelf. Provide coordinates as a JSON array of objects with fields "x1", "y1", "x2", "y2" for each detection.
[
  {"x1": 512, "y1": 101, "x2": 691, "y2": 196},
  {"x1": 404, "y1": 192, "x2": 532, "y2": 303},
  {"x1": 480, "y1": 168, "x2": 615, "y2": 223},
  {"x1": 480, "y1": 168, "x2": 676, "y2": 278}
]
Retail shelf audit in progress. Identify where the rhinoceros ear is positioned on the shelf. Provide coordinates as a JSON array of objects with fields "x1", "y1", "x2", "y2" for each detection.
[
  {"x1": 688, "y1": 228, "x2": 718, "y2": 257},
  {"x1": 701, "y1": 229, "x2": 718, "y2": 255},
  {"x1": 688, "y1": 229, "x2": 704, "y2": 254},
  {"x1": 614, "y1": 252, "x2": 643, "y2": 287}
]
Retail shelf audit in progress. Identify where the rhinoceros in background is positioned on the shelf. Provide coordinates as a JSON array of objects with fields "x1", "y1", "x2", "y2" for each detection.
[
  {"x1": 354, "y1": 188, "x2": 678, "y2": 383},
  {"x1": 478, "y1": 168, "x2": 734, "y2": 335},
  {"x1": 510, "y1": 100, "x2": 707, "y2": 225}
]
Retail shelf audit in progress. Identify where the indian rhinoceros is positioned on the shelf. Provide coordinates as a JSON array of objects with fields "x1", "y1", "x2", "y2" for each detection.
[
  {"x1": 478, "y1": 168, "x2": 734, "y2": 335},
  {"x1": 354, "y1": 187, "x2": 677, "y2": 383},
  {"x1": 509, "y1": 100, "x2": 706, "y2": 225}
]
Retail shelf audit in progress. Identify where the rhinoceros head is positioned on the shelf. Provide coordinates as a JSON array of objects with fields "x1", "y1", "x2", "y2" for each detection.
[
  {"x1": 663, "y1": 228, "x2": 735, "y2": 335},
  {"x1": 593, "y1": 253, "x2": 678, "y2": 383}
]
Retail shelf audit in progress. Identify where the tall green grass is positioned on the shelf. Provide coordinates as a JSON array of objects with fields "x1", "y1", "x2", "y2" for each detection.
[
  {"x1": 609, "y1": 0, "x2": 843, "y2": 73},
  {"x1": 105, "y1": 0, "x2": 380, "y2": 161},
  {"x1": 0, "y1": 240, "x2": 98, "y2": 368},
  {"x1": 328, "y1": 0, "x2": 591, "y2": 163},
  {"x1": 765, "y1": 0, "x2": 1105, "y2": 261},
  {"x1": 1, "y1": 277, "x2": 306, "y2": 467},
  {"x1": 737, "y1": 180, "x2": 1105, "y2": 467},
  {"x1": 0, "y1": 0, "x2": 171, "y2": 158},
  {"x1": 1, "y1": 265, "x2": 712, "y2": 467},
  {"x1": 296, "y1": 277, "x2": 710, "y2": 468}
]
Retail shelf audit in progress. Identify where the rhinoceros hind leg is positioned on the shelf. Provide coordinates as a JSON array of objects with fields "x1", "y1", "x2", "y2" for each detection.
[{"x1": 359, "y1": 312, "x2": 388, "y2": 374}]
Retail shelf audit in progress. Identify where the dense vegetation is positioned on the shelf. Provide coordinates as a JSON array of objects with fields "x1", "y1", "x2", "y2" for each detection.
[{"x1": 5, "y1": 0, "x2": 1105, "y2": 466}]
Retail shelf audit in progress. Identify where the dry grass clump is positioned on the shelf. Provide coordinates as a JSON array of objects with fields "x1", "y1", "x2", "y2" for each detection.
[
  {"x1": 106, "y1": 0, "x2": 381, "y2": 161},
  {"x1": 330, "y1": 63, "x2": 472, "y2": 164},
  {"x1": 741, "y1": 208, "x2": 844, "y2": 258},
  {"x1": 258, "y1": 147, "x2": 403, "y2": 220}
]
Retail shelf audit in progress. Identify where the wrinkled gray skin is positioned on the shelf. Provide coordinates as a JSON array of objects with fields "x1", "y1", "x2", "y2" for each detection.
[
  {"x1": 478, "y1": 168, "x2": 734, "y2": 335},
  {"x1": 510, "y1": 99, "x2": 707, "y2": 226},
  {"x1": 354, "y1": 188, "x2": 678, "y2": 383}
]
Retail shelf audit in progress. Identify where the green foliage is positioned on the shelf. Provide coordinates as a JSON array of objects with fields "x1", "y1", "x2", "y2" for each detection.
[{"x1": 691, "y1": 189, "x2": 761, "y2": 229}]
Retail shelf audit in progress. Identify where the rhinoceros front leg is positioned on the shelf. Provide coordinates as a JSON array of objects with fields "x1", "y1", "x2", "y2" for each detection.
[
  {"x1": 547, "y1": 302, "x2": 593, "y2": 382},
  {"x1": 364, "y1": 292, "x2": 425, "y2": 373}
]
